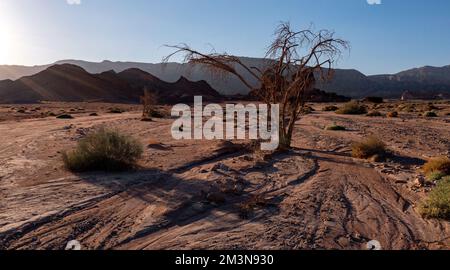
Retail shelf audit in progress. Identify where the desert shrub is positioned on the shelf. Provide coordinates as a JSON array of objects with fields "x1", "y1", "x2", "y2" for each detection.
[
  {"x1": 387, "y1": 111, "x2": 398, "y2": 118},
  {"x1": 62, "y1": 128, "x2": 143, "y2": 172},
  {"x1": 56, "y1": 114, "x2": 74, "y2": 119},
  {"x1": 300, "y1": 105, "x2": 315, "y2": 115},
  {"x1": 418, "y1": 177, "x2": 450, "y2": 220},
  {"x1": 17, "y1": 109, "x2": 26, "y2": 113},
  {"x1": 108, "y1": 107, "x2": 125, "y2": 114},
  {"x1": 426, "y1": 171, "x2": 447, "y2": 183},
  {"x1": 325, "y1": 124, "x2": 346, "y2": 131},
  {"x1": 424, "y1": 111, "x2": 438, "y2": 117},
  {"x1": 352, "y1": 136, "x2": 387, "y2": 159},
  {"x1": 336, "y1": 101, "x2": 367, "y2": 115},
  {"x1": 363, "y1": 97, "x2": 384, "y2": 104},
  {"x1": 366, "y1": 111, "x2": 383, "y2": 117},
  {"x1": 423, "y1": 157, "x2": 450, "y2": 175},
  {"x1": 322, "y1": 105, "x2": 339, "y2": 112},
  {"x1": 89, "y1": 112, "x2": 99, "y2": 116}
]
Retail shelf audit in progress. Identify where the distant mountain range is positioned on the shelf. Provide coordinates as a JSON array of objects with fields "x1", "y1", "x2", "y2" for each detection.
[
  {"x1": 1, "y1": 58, "x2": 450, "y2": 100},
  {"x1": 0, "y1": 64, "x2": 221, "y2": 104}
]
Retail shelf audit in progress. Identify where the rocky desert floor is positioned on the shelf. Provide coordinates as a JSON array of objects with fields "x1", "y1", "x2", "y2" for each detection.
[{"x1": 0, "y1": 101, "x2": 449, "y2": 250}]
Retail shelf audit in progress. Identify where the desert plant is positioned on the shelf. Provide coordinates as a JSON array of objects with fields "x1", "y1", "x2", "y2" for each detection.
[
  {"x1": 325, "y1": 124, "x2": 346, "y2": 131},
  {"x1": 322, "y1": 105, "x2": 339, "y2": 112},
  {"x1": 141, "y1": 87, "x2": 158, "y2": 118},
  {"x1": 366, "y1": 111, "x2": 383, "y2": 117},
  {"x1": 387, "y1": 111, "x2": 398, "y2": 118},
  {"x1": 108, "y1": 108, "x2": 124, "y2": 114},
  {"x1": 424, "y1": 111, "x2": 438, "y2": 117},
  {"x1": 426, "y1": 171, "x2": 447, "y2": 183},
  {"x1": 336, "y1": 101, "x2": 367, "y2": 115},
  {"x1": 165, "y1": 22, "x2": 349, "y2": 150},
  {"x1": 56, "y1": 114, "x2": 74, "y2": 119},
  {"x1": 418, "y1": 177, "x2": 450, "y2": 220},
  {"x1": 62, "y1": 128, "x2": 143, "y2": 172},
  {"x1": 423, "y1": 156, "x2": 450, "y2": 175},
  {"x1": 89, "y1": 112, "x2": 99, "y2": 116},
  {"x1": 352, "y1": 136, "x2": 387, "y2": 159}
]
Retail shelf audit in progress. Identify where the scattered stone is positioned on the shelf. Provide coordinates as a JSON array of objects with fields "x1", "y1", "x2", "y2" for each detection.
[
  {"x1": 212, "y1": 163, "x2": 230, "y2": 172},
  {"x1": 413, "y1": 177, "x2": 425, "y2": 188}
]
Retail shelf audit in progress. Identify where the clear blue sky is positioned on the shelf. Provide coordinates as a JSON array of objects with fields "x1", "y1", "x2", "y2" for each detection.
[{"x1": 1, "y1": 0, "x2": 449, "y2": 75}]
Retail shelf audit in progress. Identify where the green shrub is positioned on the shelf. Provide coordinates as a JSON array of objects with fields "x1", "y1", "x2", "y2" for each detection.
[
  {"x1": 325, "y1": 124, "x2": 346, "y2": 131},
  {"x1": 424, "y1": 111, "x2": 438, "y2": 117},
  {"x1": 352, "y1": 136, "x2": 387, "y2": 159},
  {"x1": 336, "y1": 101, "x2": 367, "y2": 115},
  {"x1": 419, "y1": 177, "x2": 450, "y2": 220},
  {"x1": 322, "y1": 105, "x2": 339, "y2": 112},
  {"x1": 62, "y1": 128, "x2": 143, "y2": 172},
  {"x1": 423, "y1": 157, "x2": 450, "y2": 175},
  {"x1": 426, "y1": 171, "x2": 447, "y2": 183}
]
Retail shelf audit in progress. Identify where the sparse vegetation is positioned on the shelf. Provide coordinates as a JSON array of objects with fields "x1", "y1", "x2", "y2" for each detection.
[
  {"x1": 423, "y1": 157, "x2": 450, "y2": 176},
  {"x1": 419, "y1": 177, "x2": 450, "y2": 220},
  {"x1": 426, "y1": 171, "x2": 447, "y2": 183},
  {"x1": 108, "y1": 107, "x2": 125, "y2": 114},
  {"x1": 325, "y1": 124, "x2": 346, "y2": 131},
  {"x1": 62, "y1": 128, "x2": 143, "y2": 172},
  {"x1": 352, "y1": 136, "x2": 387, "y2": 159},
  {"x1": 89, "y1": 112, "x2": 99, "y2": 116},
  {"x1": 387, "y1": 111, "x2": 398, "y2": 118},
  {"x1": 424, "y1": 111, "x2": 438, "y2": 117},
  {"x1": 336, "y1": 101, "x2": 367, "y2": 115},
  {"x1": 366, "y1": 111, "x2": 383, "y2": 117},
  {"x1": 322, "y1": 105, "x2": 339, "y2": 112}
]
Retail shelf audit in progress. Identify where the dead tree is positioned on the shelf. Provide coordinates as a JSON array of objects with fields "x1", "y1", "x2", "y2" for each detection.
[
  {"x1": 140, "y1": 87, "x2": 157, "y2": 118},
  {"x1": 164, "y1": 22, "x2": 349, "y2": 150}
]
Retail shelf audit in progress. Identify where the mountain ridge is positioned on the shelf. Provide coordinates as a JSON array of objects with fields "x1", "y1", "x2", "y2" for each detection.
[
  {"x1": 1, "y1": 59, "x2": 450, "y2": 99},
  {"x1": 0, "y1": 64, "x2": 222, "y2": 104}
]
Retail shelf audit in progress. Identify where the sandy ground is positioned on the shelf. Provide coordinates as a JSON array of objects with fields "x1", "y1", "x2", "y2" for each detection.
[{"x1": 0, "y1": 102, "x2": 449, "y2": 250}]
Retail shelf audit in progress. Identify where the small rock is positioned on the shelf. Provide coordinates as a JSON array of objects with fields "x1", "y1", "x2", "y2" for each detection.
[
  {"x1": 413, "y1": 177, "x2": 425, "y2": 188},
  {"x1": 212, "y1": 163, "x2": 230, "y2": 172}
]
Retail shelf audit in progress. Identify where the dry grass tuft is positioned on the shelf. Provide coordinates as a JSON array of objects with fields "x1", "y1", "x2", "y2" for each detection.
[
  {"x1": 352, "y1": 136, "x2": 387, "y2": 160},
  {"x1": 419, "y1": 177, "x2": 450, "y2": 220},
  {"x1": 63, "y1": 128, "x2": 143, "y2": 172},
  {"x1": 423, "y1": 157, "x2": 450, "y2": 175},
  {"x1": 336, "y1": 101, "x2": 367, "y2": 115}
]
